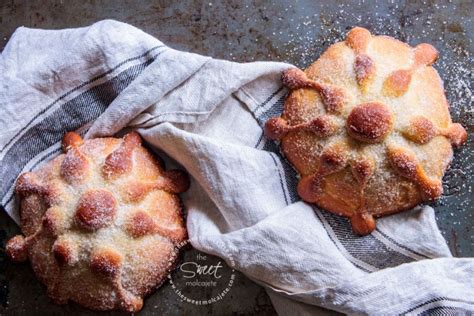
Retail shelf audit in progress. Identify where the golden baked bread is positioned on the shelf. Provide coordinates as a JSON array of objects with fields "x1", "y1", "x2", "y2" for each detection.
[
  {"x1": 6, "y1": 131, "x2": 189, "y2": 312},
  {"x1": 265, "y1": 27, "x2": 467, "y2": 235}
]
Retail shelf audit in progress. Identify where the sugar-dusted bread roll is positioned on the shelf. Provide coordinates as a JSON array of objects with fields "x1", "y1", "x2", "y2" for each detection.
[
  {"x1": 6, "y1": 131, "x2": 189, "y2": 312},
  {"x1": 265, "y1": 27, "x2": 467, "y2": 235}
]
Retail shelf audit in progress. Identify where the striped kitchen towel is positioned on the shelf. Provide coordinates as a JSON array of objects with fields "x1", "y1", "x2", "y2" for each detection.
[{"x1": 0, "y1": 20, "x2": 472, "y2": 315}]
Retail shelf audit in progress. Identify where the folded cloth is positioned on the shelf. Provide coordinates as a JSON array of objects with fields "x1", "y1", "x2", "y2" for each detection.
[{"x1": 0, "y1": 20, "x2": 472, "y2": 315}]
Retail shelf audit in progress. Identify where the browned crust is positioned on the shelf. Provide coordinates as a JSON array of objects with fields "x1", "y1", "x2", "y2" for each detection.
[
  {"x1": 52, "y1": 238, "x2": 78, "y2": 266},
  {"x1": 6, "y1": 131, "x2": 189, "y2": 312},
  {"x1": 6, "y1": 235, "x2": 28, "y2": 262},
  {"x1": 75, "y1": 189, "x2": 117, "y2": 230},
  {"x1": 354, "y1": 54, "x2": 376, "y2": 91},
  {"x1": 102, "y1": 131, "x2": 142, "y2": 180},
  {"x1": 265, "y1": 115, "x2": 338, "y2": 140},
  {"x1": 124, "y1": 210, "x2": 157, "y2": 238},
  {"x1": 346, "y1": 102, "x2": 393, "y2": 143},
  {"x1": 62, "y1": 132, "x2": 84, "y2": 152},
  {"x1": 60, "y1": 147, "x2": 90, "y2": 184},
  {"x1": 265, "y1": 26, "x2": 466, "y2": 235}
]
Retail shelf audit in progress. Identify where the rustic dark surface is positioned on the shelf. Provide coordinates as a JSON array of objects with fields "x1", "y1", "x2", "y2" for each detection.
[{"x1": 0, "y1": 0, "x2": 472, "y2": 315}]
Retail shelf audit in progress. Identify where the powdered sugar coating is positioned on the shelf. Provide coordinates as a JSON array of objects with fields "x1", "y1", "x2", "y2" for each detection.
[
  {"x1": 60, "y1": 147, "x2": 90, "y2": 184},
  {"x1": 75, "y1": 189, "x2": 117, "y2": 230},
  {"x1": 5, "y1": 131, "x2": 189, "y2": 312},
  {"x1": 265, "y1": 27, "x2": 466, "y2": 235}
]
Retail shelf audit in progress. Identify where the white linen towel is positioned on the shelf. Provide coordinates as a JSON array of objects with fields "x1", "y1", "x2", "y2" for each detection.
[{"x1": 0, "y1": 20, "x2": 472, "y2": 315}]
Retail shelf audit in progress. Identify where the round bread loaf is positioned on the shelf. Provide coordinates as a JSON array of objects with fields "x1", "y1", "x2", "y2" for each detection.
[
  {"x1": 265, "y1": 27, "x2": 466, "y2": 235},
  {"x1": 6, "y1": 131, "x2": 189, "y2": 312}
]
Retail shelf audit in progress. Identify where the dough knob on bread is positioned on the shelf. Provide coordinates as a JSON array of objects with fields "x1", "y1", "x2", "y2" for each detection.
[
  {"x1": 346, "y1": 102, "x2": 393, "y2": 143},
  {"x1": 351, "y1": 213, "x2": 376, "y2": 236}
]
